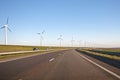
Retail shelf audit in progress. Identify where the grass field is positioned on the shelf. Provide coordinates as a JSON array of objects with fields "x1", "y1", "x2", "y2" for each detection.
[
  {"x1": 0, "y1": 45, "x2": 67, "y2": 53},
  {"x1": 77, "y1": 48, "x2": 120, "y2": 61},
  {"x1": 0, "y1": 51, "x2": 46, "y2": 60},
  {"x1": 91, "y1": 48, "x2": 120, "y2": 52}
]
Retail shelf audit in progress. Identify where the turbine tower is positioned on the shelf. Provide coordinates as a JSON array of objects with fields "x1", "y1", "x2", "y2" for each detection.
[
  {"x1": 71, "y1": 36, "x2": 75, "y2": 47},
  {"x1": 0, "y1": 17, "x2": 11, "y2": 45},
  {"x1": 78, "y1": 40, "x2": 82, "y2": 47},
  {"x1": 58, "y1": 35, "x2": 63, "y2": 47},
  {"x1": 37, "y1": 30, "x2": 45, "y2": 46}
]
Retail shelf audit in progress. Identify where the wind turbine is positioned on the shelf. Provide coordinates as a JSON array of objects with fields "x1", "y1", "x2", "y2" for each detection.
[
  {"x1": 58, "y1": 35, "x2": 63, "y2": 47},
  {"x1": 78, "y1": 40, "x2": 82, "y2": 47},
  {"x1": 71, "y1": 36, "x2": 75, "y2": 47},
  {"x1": 0, "y1": 17, "x2": 11, "y2": 45},
  {"x1": 84, "y1": 41, "x2": 87, "y2": 48},
  {"x1": 37, "y1": 30, "x2": 45, "y2": 46}
]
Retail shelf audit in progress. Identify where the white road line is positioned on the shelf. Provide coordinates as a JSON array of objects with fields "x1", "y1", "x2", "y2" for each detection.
[
  {"x1": 0, "y1": 50, "x2": 47, "y2": 55},
  {"x1": 49, "y1": 58, "x2": 55, "y2": 62},
  {"x1": 78, "y1": 54, "x2": 120, "y2": 79},
  {"x1": 0, "y1": 50, "x2": 61, "y2": 63}
]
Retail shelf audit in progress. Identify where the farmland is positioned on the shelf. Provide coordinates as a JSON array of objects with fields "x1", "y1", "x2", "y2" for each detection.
[
  {"x1": 76, "y1": 48, "x2": 120, "y2": 68},
  {"x1": 0, "y1": 45, "x2": 66, "y2": 52}
]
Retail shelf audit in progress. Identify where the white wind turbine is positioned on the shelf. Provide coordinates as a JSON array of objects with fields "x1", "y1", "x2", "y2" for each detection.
[
  {"x1": 58, "y1": 35, "x2": 63, "y2": 47},
  {"x1": 0, "y1": 18, "x2": 11, "y2": 45},
  {"x1": 71, "y1": 36, "x2": 75, "y2": 47},
  {"x1": 78, "y1": 40, "x2": 82, "y2": 47},
  {"x1": 37, "y1": 30, "x2": 45, "y2": 46}
]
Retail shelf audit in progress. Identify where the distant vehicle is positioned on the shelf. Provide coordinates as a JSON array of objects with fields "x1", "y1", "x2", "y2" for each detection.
[{"x1": 33, "y1": 48, "x2": 38, "y2": 51}]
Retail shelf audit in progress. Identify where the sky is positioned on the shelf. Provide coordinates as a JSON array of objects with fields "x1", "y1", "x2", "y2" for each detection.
[{"x1": 0, "y1": 0, "x2": 120, "y2": 47}]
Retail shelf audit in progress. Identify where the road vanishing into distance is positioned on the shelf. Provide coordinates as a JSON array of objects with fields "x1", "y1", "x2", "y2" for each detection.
[{"x1": 0, "y1": 50, "x2": 120, "y2": 80}]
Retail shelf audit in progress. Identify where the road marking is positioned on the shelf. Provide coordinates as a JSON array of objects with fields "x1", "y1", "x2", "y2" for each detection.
[
  {"x1": 0, "y1": 50, "x2": 58, "y2": 63},
  {"x1": 0, "y1": 50, "x2": 46, "y2": 55},
  {"x1": 79, "y1": 54, "x2": 120, "y2": 79},
  {"x1": 49, "y1": 58, "x2": 55, "y2": 62}
]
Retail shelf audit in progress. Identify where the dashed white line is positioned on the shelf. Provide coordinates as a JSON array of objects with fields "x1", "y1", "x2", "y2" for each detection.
[
  {"x1": 78, "y1": 54, "x2": 120, "y2": 79},
  {"x1": 49, "y1": 58, "x2": 55, "y2": 62}
]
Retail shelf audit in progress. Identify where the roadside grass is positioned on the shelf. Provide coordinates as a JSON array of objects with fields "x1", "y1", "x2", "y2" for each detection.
[
  {"x1": 77, "y1": 48, "x2": 120, "y2": 61},
  {"x1": 0, "y1": 45, "x2": 67, "y2": 53},
  {"x1": 91, "y1": 48, "x2": 120, "y2": 53},
  {"x1": 88, "y1": 49, "x2": 120, "y2": 57},
  {"x1": 0, "y1": 51, "x2": 48, "y2": 60}
]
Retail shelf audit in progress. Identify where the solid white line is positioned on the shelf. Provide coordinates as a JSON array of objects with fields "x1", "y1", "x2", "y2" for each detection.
[
  {"x1": 0, "y1": 50, "x2": 47, "y2": 55},
  {"x1": 79, "y1": 54, "x2": 120, "y2": 79},
  {"x1": 0, "y1": 50, "x2": 62, "y2": 63},
  {"x1": 49, "y1": 58, "x2": 55, "y2": 62}
]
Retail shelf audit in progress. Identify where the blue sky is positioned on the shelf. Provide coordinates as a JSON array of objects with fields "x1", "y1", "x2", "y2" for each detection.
[{"x1": 0, "y1": 0, "x2": 120, "y2": 47}]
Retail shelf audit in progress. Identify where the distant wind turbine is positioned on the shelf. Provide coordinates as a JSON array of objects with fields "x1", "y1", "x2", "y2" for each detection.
[
  {"x1": 71, "y1": 36, "x2": 75, "y2": 47},
  {"x1": 37, "y1": 30, "x2": 45, "y2": 46},
  {"x1": 0, "y1": 17, "x2": 11, "y2": 45},
  {"x1": 78, "y1": 40, "x2": 81, "y2": 47},
  {"x1": 58, "y1": 35, "x2": 63, "y2": 47}
]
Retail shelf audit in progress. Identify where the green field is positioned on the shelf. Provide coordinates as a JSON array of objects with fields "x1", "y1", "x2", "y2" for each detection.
[
  {"x1": 90, "y1": 48, "x2": 120, "y2": 52},
  {"x1": 77, "y1": 48, "x2": 120, "y2": 61},
  {"x1": 0, "y1": 51, "x2": 46, "y2": 60},
  {"x1": 0, "y1": 45, "x2": 67, "y2": 53}
]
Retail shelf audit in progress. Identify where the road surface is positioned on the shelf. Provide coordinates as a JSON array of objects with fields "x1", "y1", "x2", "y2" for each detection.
[{"x1": 0, "y1": 50, "x2": 120, "y2": 80}]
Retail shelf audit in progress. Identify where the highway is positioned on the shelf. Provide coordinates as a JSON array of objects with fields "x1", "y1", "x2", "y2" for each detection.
[{"x1": 0, "y1": 50, "x2": 120, "y2": 80}]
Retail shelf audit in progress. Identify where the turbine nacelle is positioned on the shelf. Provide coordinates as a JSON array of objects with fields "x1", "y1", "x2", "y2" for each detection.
[
  {"x1": 3, "y1": 25, "x2": 8, "y2": 27},
  {"x1": 37, "y1": 30, "x2": 45, "y2": 46}
]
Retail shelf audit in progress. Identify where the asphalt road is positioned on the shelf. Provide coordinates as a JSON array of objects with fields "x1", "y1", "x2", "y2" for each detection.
[{"x1": 0, "y1": 50, "x2": 120, "y2": 80}]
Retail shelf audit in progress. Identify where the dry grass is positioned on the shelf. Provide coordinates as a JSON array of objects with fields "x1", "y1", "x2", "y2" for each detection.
[
  {"x1": 0, "y1": 45, "x2": 45, "y2": 52},
  {"x1": 91, "y1": 48, "x2": 120, "y2": 52},
  {"x1": 78, "y1": 48, "x2": 120, "y2": 61},
  {"x1": 0, "y1": 51, "x2": 46, "y2": 60},
  {"x1": 0, "y1": 45, "x2": 67, "y2": 52}
]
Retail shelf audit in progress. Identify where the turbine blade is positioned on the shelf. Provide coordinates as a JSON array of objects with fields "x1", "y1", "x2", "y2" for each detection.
[
  {"x1": 58, "y1": 38, "x2": 60, "y2": 40},
  {"x1": 6, "y1": 17, "x2": 9, "y2": 24},
  {"x1": 60, "y1": 35, "x2": 62, "y2": 37},
  {"x1": 0, "y1": 26, "x2": 4, "y2": 29},
  {"x1": 42, "y1": 30, "x2": 45, "y2": 34},
  {"x1": 7, "y1": 27, "x2": 12, "y2": 32},
  {"x1": 37, "y1": 33, "x2": 40, "y2": 35}
]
